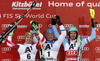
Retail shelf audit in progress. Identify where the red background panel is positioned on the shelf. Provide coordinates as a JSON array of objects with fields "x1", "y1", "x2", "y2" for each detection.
[{"x1": 0, "y1": 0, "x2": 100, "y2": 61}]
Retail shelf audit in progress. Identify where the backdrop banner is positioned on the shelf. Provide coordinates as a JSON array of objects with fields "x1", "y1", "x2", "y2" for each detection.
[{"x1": 0, "y1": 0, "x2": 100, "y2": 61}]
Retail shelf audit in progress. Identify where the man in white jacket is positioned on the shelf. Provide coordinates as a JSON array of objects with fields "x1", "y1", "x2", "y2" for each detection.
[
  {"x1": 30, "y1": 16, "x2": 66, "y2": 61},
  {"x1": 6, "y1": 22, "x2": 46, "y2": 61}
]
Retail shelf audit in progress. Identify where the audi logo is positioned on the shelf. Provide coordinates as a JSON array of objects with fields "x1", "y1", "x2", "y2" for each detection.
[
  {"x1": 38, "y1": 24, "x2": 42, "y2": 28},
  {"x1": 82, "y1": 35, "x2": 88, "y2": 38},
  {"x1": 95, "y1": 58, "x2": 100, "y2": 61},
  {"x1": 48, "y1": 24, "x2": 52, "y2": 28},
  {"x1": 82, "y1": 58, "x2": 90, "y2": 61},
  {"x1": 17, "y1": 35, "x2": 25, "y2": 39},
  {"x1": 1, "y1": 59, "x2": 11, "y2": 61},
  {"x1": 63, "y1": 24, "x2": 73, "y2": 30},
  {"x1": 96, "y1": 35, "x2": 100, "y2": 39},
  {"x1": 95, "y1": 35, "x2": 100, "y2": 41},
  {"x1": 95, "y1": 47, "x2": 100, "y2": 50},
  {"x1": 48, "y1": 24, "x2": 58, "y2": 28},
  {"x1": 1, "y1": 24, "x2": 9, "y2": 28},
  {"x1": 1, "y1": 24, "x2": 9, "y2": 30},
  {"x1": 1, "y1": 47, "x2": 11, "y2": 51},
  {"x1": 64, "y1": 24, "x2": 73, "y2": 28},
  {"x1": 83, "y1": 47, "x2": 89, "y2": 51},
  {"x1": 97, "y1": 24, "x2": 100, "y2": 28}
]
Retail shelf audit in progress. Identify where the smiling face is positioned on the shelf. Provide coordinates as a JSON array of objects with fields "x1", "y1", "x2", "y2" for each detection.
[
  {"x1": 25, "y1": 32, "x2": 33, "y2": 44},
  {"x1": 46, "y1": 33, "x2": 54, "y2": 41},
  {"x1": 25, "y1": 35, "x2": 33, "y2": 44},
  {"x1": 70, "y1": 31, "x2": 77, "y2": 40}
]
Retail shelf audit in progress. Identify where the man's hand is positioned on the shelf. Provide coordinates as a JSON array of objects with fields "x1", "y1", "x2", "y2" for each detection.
[
  {"x1": 30, "y1": 20, "x2": 40, "y2": 34},
  {"x1": 91, "y1": 18, "x2": 97, "y2": 28}
]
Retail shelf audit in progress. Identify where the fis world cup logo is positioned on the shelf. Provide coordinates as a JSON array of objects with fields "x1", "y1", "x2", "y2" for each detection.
[
  {"x1": 1, "y1": 47, "x2": 11, "y2": 53},
  {"x1": 12, "y1": 1, "x2": 42, "y2": 10}
]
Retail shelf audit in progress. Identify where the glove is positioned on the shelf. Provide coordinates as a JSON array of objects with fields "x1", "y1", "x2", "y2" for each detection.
[
  {"x1": 9, "y1": 22, "x2": 17, "y2": 36},
  {"x1": 55, "y1": 15, "x2": 62, "y2": 26},
  {"x1": 40, "y1": 57, "x2": 45, "y2": 61},
  {"x1": 9, "y1": 30, "x2": 15, "y2": 36},
  {"x1": 30, "y1": 20, "x2": 40, "y2": 34},
  {"x1": 51, "y1": 16, "x2": 56, "y2": 25},
  {"x1": 91, "y1": 18, "x2": 97, "y2": 28}
]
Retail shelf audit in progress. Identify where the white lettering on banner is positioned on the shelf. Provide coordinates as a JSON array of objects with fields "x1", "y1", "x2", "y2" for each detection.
[
  {"x1": 48, "y1": 1, "x2": 73, "y2": 7},
  {"x1": 1, "y1": 59, "x2": 11, "y2": 61},
  {"x1": 17, "y1": 35, "x2": 25, "y2": 40},
  {"x1": 95, "y1": 58, "x2": 100, "y2": 61},
  {"x1": 79, "y1": 25, "x2": 89, "y2": 28},
  {"x1": 12, "y1": 1, "x2": 31, "y2": 7},
  {"x1": 46, "y1": 14, "x2": 56, "y2": 18},
  {"x1": 82, "y1": 47, "x2": 89, "y2": 53},
  {"x1": 87, "y1": 2, "x2": 100, "y2": 8},
  {"x1": 0, "y1": 14, "x2": 1, "y2": 18},
  {"x1": 95, "y1": 35, "x2": 100, "y2": 41},
  {"x1": 64, "y1": 24, "x2": 73, "y2": 29},
  {"x1": 76, "y1": 1, "x2": 85, "y2": 7},
  {"x1": 1, "y1": 47, "x2": 11, "y2": 53},
  {"x1": 3, "y1": 14, "x2": 13, "y2": 18},
  {"x1": 14, "y1": 14, "x2": 21, "y2": 18},
  {"x1": 17, "y1": 25, "x2": 27, "y2": 28},
  {"x1": 48, "y1": 24, "x2": 58, "y2": 28},
  {"x1": 97, "y1": 24, "x2": 100, "y2": 28},
  {"x1": 12, "y1": 1, "x2": 42, "y2": 10},
  {"x1": 95, "y1": 47, "x2": 100, "y2": 53},
  {"x1": 17, "y1": 35, "x2": 24, "y2": 41},
  {"x1": 67, "y1": 50, "x2": 77, "y2": 55},
  {"x1": 25, "y1": 14, "x2": 44, "y2": 18},
  {"x1": 1, "y1": 24, "x2": 28, "y2": 30},
  {"x1": 82, "y1": 35, "x2": 89, "y2": 38},
  {"x1": 81, "y1": 58, "x2": 90, "y2": 61},
  {"x1": 48, "y1": 24, "x2": 73, "y2": 30},
  {"x1": 38, "y1": 24, "x2": 43, "y2": 28},
  {"x1": 15, "y1": 14, "x2": 44, "y2": 18},
  {"x1": 1, "y1": 24, "x2": 9, "y2": 30},
  {"x1": 48, "y1": 24, "x2": 52, "y2": 28},
  {"x1": 1, "y1": 13, "x2": 57, "y2": 19},
  {"x1": 83, "y1": 47, "x2": 89, "y2": 51},
  {"x1": 1, "y1": 24, "x2": 42, "y2": 30}
]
